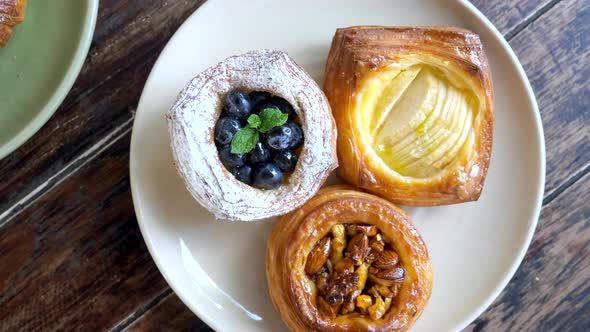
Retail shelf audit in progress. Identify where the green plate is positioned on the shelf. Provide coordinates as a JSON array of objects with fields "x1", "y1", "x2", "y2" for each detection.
[{"x1": 0, "y1": 0, "x2": 98, "y2": 159}]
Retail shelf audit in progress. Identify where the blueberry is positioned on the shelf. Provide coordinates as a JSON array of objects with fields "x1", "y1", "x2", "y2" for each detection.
[
  {"x1": 219, "y1": 145, "x2": 245, "y2": 170},
  {"x1": 270, "y1": 96, "x2": 296, "y2": 119},
  {"x1": 273, "y1": 150, "x2": 298, "y2": 172},
  {"x1": 247, "y1": 141, "x2": 270, "y2": 164},
  {"x1": 232, "y1": 165, "x2": 253, "y2": 185},
  {"x1": 285, "y1": 121, "x2": 303, "y2": 148},
  {"x1": 214, "y1": 117, "x2": 241, "y2": 146},
  {"x1": 253, "y1": 101, "x2": 279, "y2": 114},
  {"x1": 253, "y1": 164, "x2": 284, "y2": 189},
  {"x1": 224, "y1": 89, "x2": 252, "y2": 120},
  {"x1": 266, "y1": 125, "x2": 294, "y2": 150},
  {"x1": 248, "y1": 91, "x2": 271, "y2": 108}
]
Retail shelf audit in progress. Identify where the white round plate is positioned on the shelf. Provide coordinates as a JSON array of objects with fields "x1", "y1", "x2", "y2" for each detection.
[{"x1": 130, "y1": 0, "x2": 545, "y2": 331}]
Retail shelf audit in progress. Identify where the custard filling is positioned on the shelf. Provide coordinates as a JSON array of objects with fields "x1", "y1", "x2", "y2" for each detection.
[
  {"x1": 306, "y1": 224, "x2": 405, "y2": 320},
  {"x1": 361, "y1": 65, "x2": 477, "y2": 178}
]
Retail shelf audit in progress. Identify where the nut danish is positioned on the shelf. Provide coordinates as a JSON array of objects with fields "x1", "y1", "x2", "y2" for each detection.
[
  {"x1": 167, "y1": 49, "x2": 337, "y2": 221},
  {"x1": 266, "y1": 186, "x2": 432, "y2": 331},
  {"x1": 0, "y1": 0, "x2": 27, "y2": 48},
  {"x1": 324, "y1": 26, "x2": 494, "y2": 205}
]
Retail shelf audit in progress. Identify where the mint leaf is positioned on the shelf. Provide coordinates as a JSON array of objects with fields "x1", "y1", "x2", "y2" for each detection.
[
  {"x1": 231, "y1": 127, "x2": 259, "y2": 154},
  {"x1": 230, "y1": 108, "x2": 287, "y2": 153},
  {"x1": 258, "y1": 108, "x2": 289, "y2": 133},
  {"x1": 247, "y1": 114, "x2": 261, "y2": 129}
]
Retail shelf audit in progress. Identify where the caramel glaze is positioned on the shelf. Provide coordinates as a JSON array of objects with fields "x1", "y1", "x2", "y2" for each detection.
[{"x1": 266, "y1": 186, "x2": 433, "y2": 332}]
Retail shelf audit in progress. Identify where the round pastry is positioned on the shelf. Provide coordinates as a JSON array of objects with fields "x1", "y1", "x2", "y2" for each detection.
[
  {"x1": 167, "y1": 49, "x2": 337, "y2": 221},
  {"x1": 0, "y1": 0, "x2": 27, "y2": 48},
  {"x1": 324, "y1": 26, "x2": 494, "y2": 206},
  {"x1": 266, "y1": 186, "x2": 433, "y2": 332}
]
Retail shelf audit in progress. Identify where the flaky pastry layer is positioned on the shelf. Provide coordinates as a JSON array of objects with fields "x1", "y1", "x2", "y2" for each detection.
[
  {"x1": 266, "y1": 186, "x2": 433, "y2": 332},
  {"x1": 167, "y1": 50, "x2": 337, "y2": 221},
  {"x1": 324, "y1": 26, "x2": 494, "y2": 206}
]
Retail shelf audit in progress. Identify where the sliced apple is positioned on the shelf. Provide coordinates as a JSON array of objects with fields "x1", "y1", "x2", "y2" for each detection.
[
  {"x1": 385, "y1": 78, "x2": 449, "y2": 168},
  {"x1": 358, "y1": 69, "x2": 402, "y2": 133},
  {"x1": 397, "y1": 87, "x2": 462, "y2": 168},
  {"x1": 370, "y1": 65, "x2": 423, "y2": 135},
  {"x1": 373, "y1": 68, "x2": 439, "y2": 149},
  {"x1": 431, "y1": 96, "x2": 475, "y2": 169},
  {"x1": 364, "y1": 63, "x2": 477, "y2": 178},
  {"x1": 404, "y1": 88, "x2": 473, "y2": 174}
]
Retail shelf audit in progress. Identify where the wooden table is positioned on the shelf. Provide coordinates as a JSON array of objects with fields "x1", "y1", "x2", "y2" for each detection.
[{"x1": 0, "y1": 1, "x2": 587, "y2": 331}]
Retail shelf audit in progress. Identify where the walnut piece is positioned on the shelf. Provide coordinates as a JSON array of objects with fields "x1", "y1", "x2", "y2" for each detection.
[{"x1": 306, "y1": 223, "x2": 406, "y2": 320}]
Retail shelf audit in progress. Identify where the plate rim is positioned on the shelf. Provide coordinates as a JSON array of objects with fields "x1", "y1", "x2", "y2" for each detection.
[
  {"x1": 443, "y1": 2, "x2": 546, "y2": 330},
  {"x1": 0, "y1": 0, "x2": 100, "y2": 159},
  {"x1": 130, "y1": 0, "x2": 546, "y2": 330}
]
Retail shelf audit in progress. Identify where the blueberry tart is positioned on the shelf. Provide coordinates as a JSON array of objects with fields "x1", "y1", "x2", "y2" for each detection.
[
  {"x1": 324, "y1": 26, "x2": 494, "y2": 206},
  {"x1": 167, "y1": 50, "x2": 337, "y2": 221}
]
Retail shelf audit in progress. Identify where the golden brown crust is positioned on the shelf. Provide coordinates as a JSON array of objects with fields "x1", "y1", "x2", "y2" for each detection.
[
  {"x1": 324, "y1": 26, "x2": 494, "y2": 206},
  {"x1": 0, "y1": 23, "x2": 12, "y2": 47},
  {"x1": 266, "y1": 186, "x2": 433, "y2": 332},
  {"x1": 0, "y1": 0, "x2": 27, "y2": 47}
]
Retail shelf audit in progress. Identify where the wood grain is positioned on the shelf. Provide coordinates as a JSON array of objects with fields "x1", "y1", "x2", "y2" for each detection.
[
  {"x1": 0, "y1": 1, "x2": 587, "y2": 332},
  {"x1": 0, "y1": 0, "x2": 205, "y2": 217},
  {"x1": 471, "y1": 0, "x2": 557, "y2": 36},
  {"x1": 0, "y1": 135, "x2": 170, "y2": 331},
  {"x1": 0, "y1": 0, "x2": 553, "y2": 220},
  {"x1": 465, "y1": 173, "x2": 590, "y2": 331},
  {"x1": 508, "y1": 0, "x2": 589, "y2": 195},
  {"x1": 121, "y1": 166, "x2": 590, "y2": 332},
  {"x1": 124, "y1": 292, "x2": 211, "y2": 332},
  {"x1": 107, "y1": 1, "x2": 590, "y2": 330}
]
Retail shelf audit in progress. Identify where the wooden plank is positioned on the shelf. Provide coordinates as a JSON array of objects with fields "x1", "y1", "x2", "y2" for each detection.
[
  {"x1": 118, "y1": 2, "x2": 590, "y2": 329},
  {"x1": 0, "y1": 0, "x2": 587, "y2": 331},
  {"x1": 61, "y1": 0, "x2": 205, "y2": 111},
  {"x1": 508, "y1": 0, "x2": 590, "y2": 195},
  {"x1": 124, "y1": 292, "x2": 211, "y2": 332},
  {"x1": 0, "y1": 0, "x2": 564, "y2": 221},
  {"x1": 122, "y1": 168, "x2": 590, "y2": 332},
  {"x1": 0, "y1": 0, "x2": 558, "y2": 219},
  {"x1": 0, "y1": 0, "x2": 205, "y2": 216},
  {"x1": 465, "y1": 172, "x2": 590, "y2": 331},
  {"x1": 471, "y1": 0, "x2": 556, "y2": 36},
  {"x1": 0, "y1": 135, "x2": 171, "y2": 331}
]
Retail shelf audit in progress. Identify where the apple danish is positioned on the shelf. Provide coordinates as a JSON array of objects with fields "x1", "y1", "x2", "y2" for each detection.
[{"x1": 324, "y1": 26, "x2": 494, "y2": 205}]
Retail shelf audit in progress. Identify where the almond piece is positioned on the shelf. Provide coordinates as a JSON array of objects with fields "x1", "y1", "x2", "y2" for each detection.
[
  {"x1": 368, "y1": 274, "x2": 395, "y2": 287},
  {"x1": 305, "y1": 237, "x2": 331, "y2": 275},
  {"x1": 375, "y1": 266, "x2": 405, "y2": 281},
  {"x1": 346, "y1": 233, "x2": 370, "y2": 265},
  {"x1": 345, "y1": 224, "x2": 378, "y2": 236},
  {"x1": 373, "y1": 250, "x2": 399, "y2": 270}
]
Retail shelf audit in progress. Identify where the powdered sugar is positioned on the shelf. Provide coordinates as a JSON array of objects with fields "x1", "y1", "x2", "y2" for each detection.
[{"x1": 167, "y1": 50, "x2": 337, "y2": 221}]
